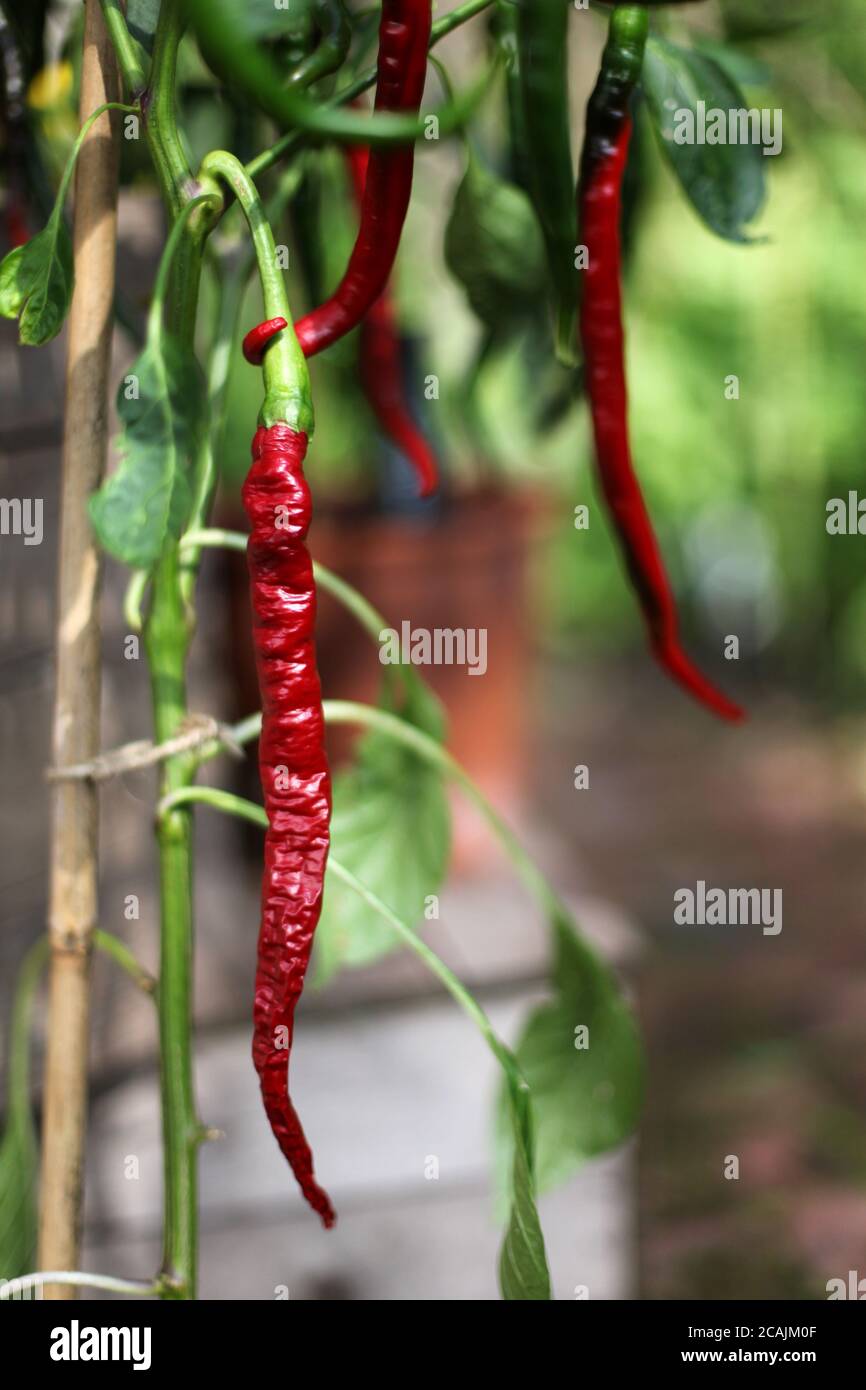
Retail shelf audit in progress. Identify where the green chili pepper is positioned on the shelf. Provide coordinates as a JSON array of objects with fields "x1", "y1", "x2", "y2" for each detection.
[
  {"x1": 489, "y1": 1, "x2": 530, "y2": 193},
  {"x1": 515, "y1": 0, "x2": 578, "y2": 365},
  {"x1": 286, "y1": 0, "x2": 351, "y2": 90}
]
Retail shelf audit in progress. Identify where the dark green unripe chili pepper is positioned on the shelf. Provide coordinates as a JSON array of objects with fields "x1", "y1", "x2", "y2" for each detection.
[
  {"x1": 286, "y1": 0, "x2": 351, "y2": 90},
  {"x1": 489, "y1": 1, "x2": 531, "y2": 194},
  {"x1": 515, "y1": 0, "x2": 578, "y2": 366}
]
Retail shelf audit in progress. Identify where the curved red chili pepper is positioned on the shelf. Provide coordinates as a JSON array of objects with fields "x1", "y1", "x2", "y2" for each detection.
[
  {"x1": 360, "y1": 293, "x2": 438, "y2": 498},
  {"x1": 346, "y1": 143, "x2": 438, "y2": 499},
  {"x1": 579, "y1": 119, "x2": 743, "y2": 723},
  {"x1": 293, "y1": 0, "x2": 432, "y2": 359},
  {"x1": 242, "y1": 316, "x2": 289, "y2": 366},
  {"x1": 243, "y1": 422, "x2": 335, "y2": 1228}
]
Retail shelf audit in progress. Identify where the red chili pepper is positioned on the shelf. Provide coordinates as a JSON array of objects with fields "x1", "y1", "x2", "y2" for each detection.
[
  {"x1": 293, "y1": 0, "x2": 431, "y2": 358},
  {"x1": 242, "y1": 316, "x2": 288, "y2": 366},
  {"x1": 243, "y1": 421, "x2": 335, "y2": 1228},
  {"x1": 579, "y1": 13, "x2": 743, "y2": 722},
  {"x1": 346, "y1": 143, "x2": 438, "y2": 498},
  {"x1": 359, "y1": 292, "x2": 438, "y2": 498}
]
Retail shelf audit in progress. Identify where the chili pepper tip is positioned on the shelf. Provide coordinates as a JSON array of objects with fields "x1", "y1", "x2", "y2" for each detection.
[
  {"x1": 242, "y1": 316, "x2": 289, "y2": 366},
  {"x1": 655, "y1": 641, "x2": 746, "y2": 724}
]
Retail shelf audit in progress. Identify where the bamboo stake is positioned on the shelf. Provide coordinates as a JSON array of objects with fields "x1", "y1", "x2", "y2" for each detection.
[{"x1": 37, "y1": 0, "x2": 120, "y2": 1298}]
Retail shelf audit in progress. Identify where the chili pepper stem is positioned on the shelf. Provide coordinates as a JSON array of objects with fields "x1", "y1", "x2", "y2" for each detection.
[{"x1": 198, "y1": 150, "x2": 313, "y2": 432}]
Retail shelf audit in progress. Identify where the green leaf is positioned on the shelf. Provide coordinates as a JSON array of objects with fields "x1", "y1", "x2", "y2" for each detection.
[
  {"x1": 0, "y1": 941, "x2": 46, "y2": 1284},
  {"x1": 693, "y1": 38, "x2": 771, "y2": 89},
  {"x1": 89, "y1": 338, "x2": 206, "y2": 569},
  {"x1": 215, "y1": 0, "x2": 316, "y2": 41},
  {"x1": 126, "y1": 0, "x2": 160, "y2": 53},
  {"x1": 499, "y1": 1086, "x2": 551, "y2": 1301},
  {"x1": 642, "y1": 37, "x2": 768, "y2": 243},
  {"x1": 498, "y1": 913, "x2": 643, "y2": 1198},
  {"x1": 444, "y1": 152, "x2": 546, "y2": 334},
  {"x1": 315, "y1": 676, "x2": 451, "y2": 986},
  {"x1": 0, "y1": 1115, "x2": 38, "y2": 1284},
  {"x1": 0, "y1": 215, "x2": 73, "y2": 345}
]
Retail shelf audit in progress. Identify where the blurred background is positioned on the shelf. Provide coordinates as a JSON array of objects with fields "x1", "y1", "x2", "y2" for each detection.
[{"x1": 2, "y1": 0, "x2": 866, "y2": 1299}]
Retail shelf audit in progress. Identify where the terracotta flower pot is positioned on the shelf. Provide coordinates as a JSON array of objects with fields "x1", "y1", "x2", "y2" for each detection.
[{"x1": 221, "y1": 486, "x2": 541, "y2": 870}]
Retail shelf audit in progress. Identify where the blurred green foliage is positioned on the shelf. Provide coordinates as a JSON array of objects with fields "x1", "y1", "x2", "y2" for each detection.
[{"x1": 10, "y1": 0, "x2": 865, "y2": 702}]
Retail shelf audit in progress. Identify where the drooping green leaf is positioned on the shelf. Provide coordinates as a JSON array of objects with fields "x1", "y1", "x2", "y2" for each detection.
[
  {"x1": 693, "y1": 38, "x2": 771, "y2": 89},
  {"x1": 642, "y1": 37, "x2": 768, "y2": 243},
  {"x1": 315, "y1": 675, "x2": 451, "y2": 986},
  {"x1": 499, "y1": 1085, "x2": 551, "y2": 1301},
  {"x1": 498, "y1": 913, "x2": 643, "y2": 1198},
  {"x1": 719, "y1": 0, "x2": 814, "y2": 42},
  {"x1": 0, "y1": 214, "x2": 73, "y2": 345},
  {"x1": 0, "y1": 1116, "x2": 38, "y2": 1284},
  {"x1": 204, "y1": 0, "x2": 316, "y2": 43},
  {"x1": 444, "y1": 151, "x2": 546, "y2": 335},
  {"x1": 0, "y1": 941, "x2": 46, "y2": 1285},
  {"x1": 89, "y1": 338, "x2": 206, "y2": 569}
]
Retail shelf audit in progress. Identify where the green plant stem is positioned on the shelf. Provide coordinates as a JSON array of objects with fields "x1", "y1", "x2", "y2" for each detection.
[
  {"x1": 141, "y1": 0, "x2": 212, "y2": 1303},
  {"x1": 286, "y1": 0, "x2": 352, "y2": 89},
  {"x1": 197, "y1": 151, "x2": 311, "y2": 432},
  {"x1": 145, "y1": 546, "x2": 199, "y2": 1300},
  {"x1": 0, "y1": 1271, "x2": 160, "y2": 1300},
  {"x1": 98, "y1": 0, "x2": 148, "y2": 93},
  {"x1": 431, "y1": 0, "x2": 496, "y2": 44},
  {"x1": 143, "y1": 2, "x2": 214, "y2": 338},
  {"x1": 159, "y1": 785, "x2": 266, "y2": 829},
  {"x1": 327, "y1": 858, "x2": 520, "y2": 1083}
]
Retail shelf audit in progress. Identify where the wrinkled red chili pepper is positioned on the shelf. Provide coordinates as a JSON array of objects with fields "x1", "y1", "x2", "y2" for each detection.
[
  {"x1": 243, "y1": 421, "x2": 335, "y2": 1228},
  {"x1": 579, "y1": 9, "x2": 743, "y2": 722},
  {"x1": 347, "y1": 144, "x2": 438, "y2": 498},
  {"x1": 293, "y1": 0, "x2": 431, "y2": 358},
  {"x1": 243, "y1": 316, "x2": 288, "y2": 366}
]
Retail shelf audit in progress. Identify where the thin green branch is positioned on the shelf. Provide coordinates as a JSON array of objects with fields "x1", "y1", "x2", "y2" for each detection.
[
  {"x1": 151, "y1": 787, "x2": 522, "y2": 1090},
  {"x1": 181, "y1": 529, "x2": 390, "y2": 651},
  {"x1": 431, "y1": 0, "x2": 496, "y2": 44},
  {"x1": 93, "y1": 929, "x2": 157, "y2": 996},
  {"x1": 193, "y1": 696, "x2": 571, "y2": 932},
  {"x1": 0, "y1": 1271, "x2": 160, "y2": 1300},
  {"x1": 327, "y1": 858, "x2": 522, "y2": 1084},
  {"x1": 158, "y1": 785, "x2": 265, "y2": 828},
  {"x1": 322, "y1": 701, "x2": 568, "y2": 924}
]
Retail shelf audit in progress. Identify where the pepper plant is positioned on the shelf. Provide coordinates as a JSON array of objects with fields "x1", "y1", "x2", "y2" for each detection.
[{"x1": 0, "y1": 0, "x2": 781, "y2": 1301}]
